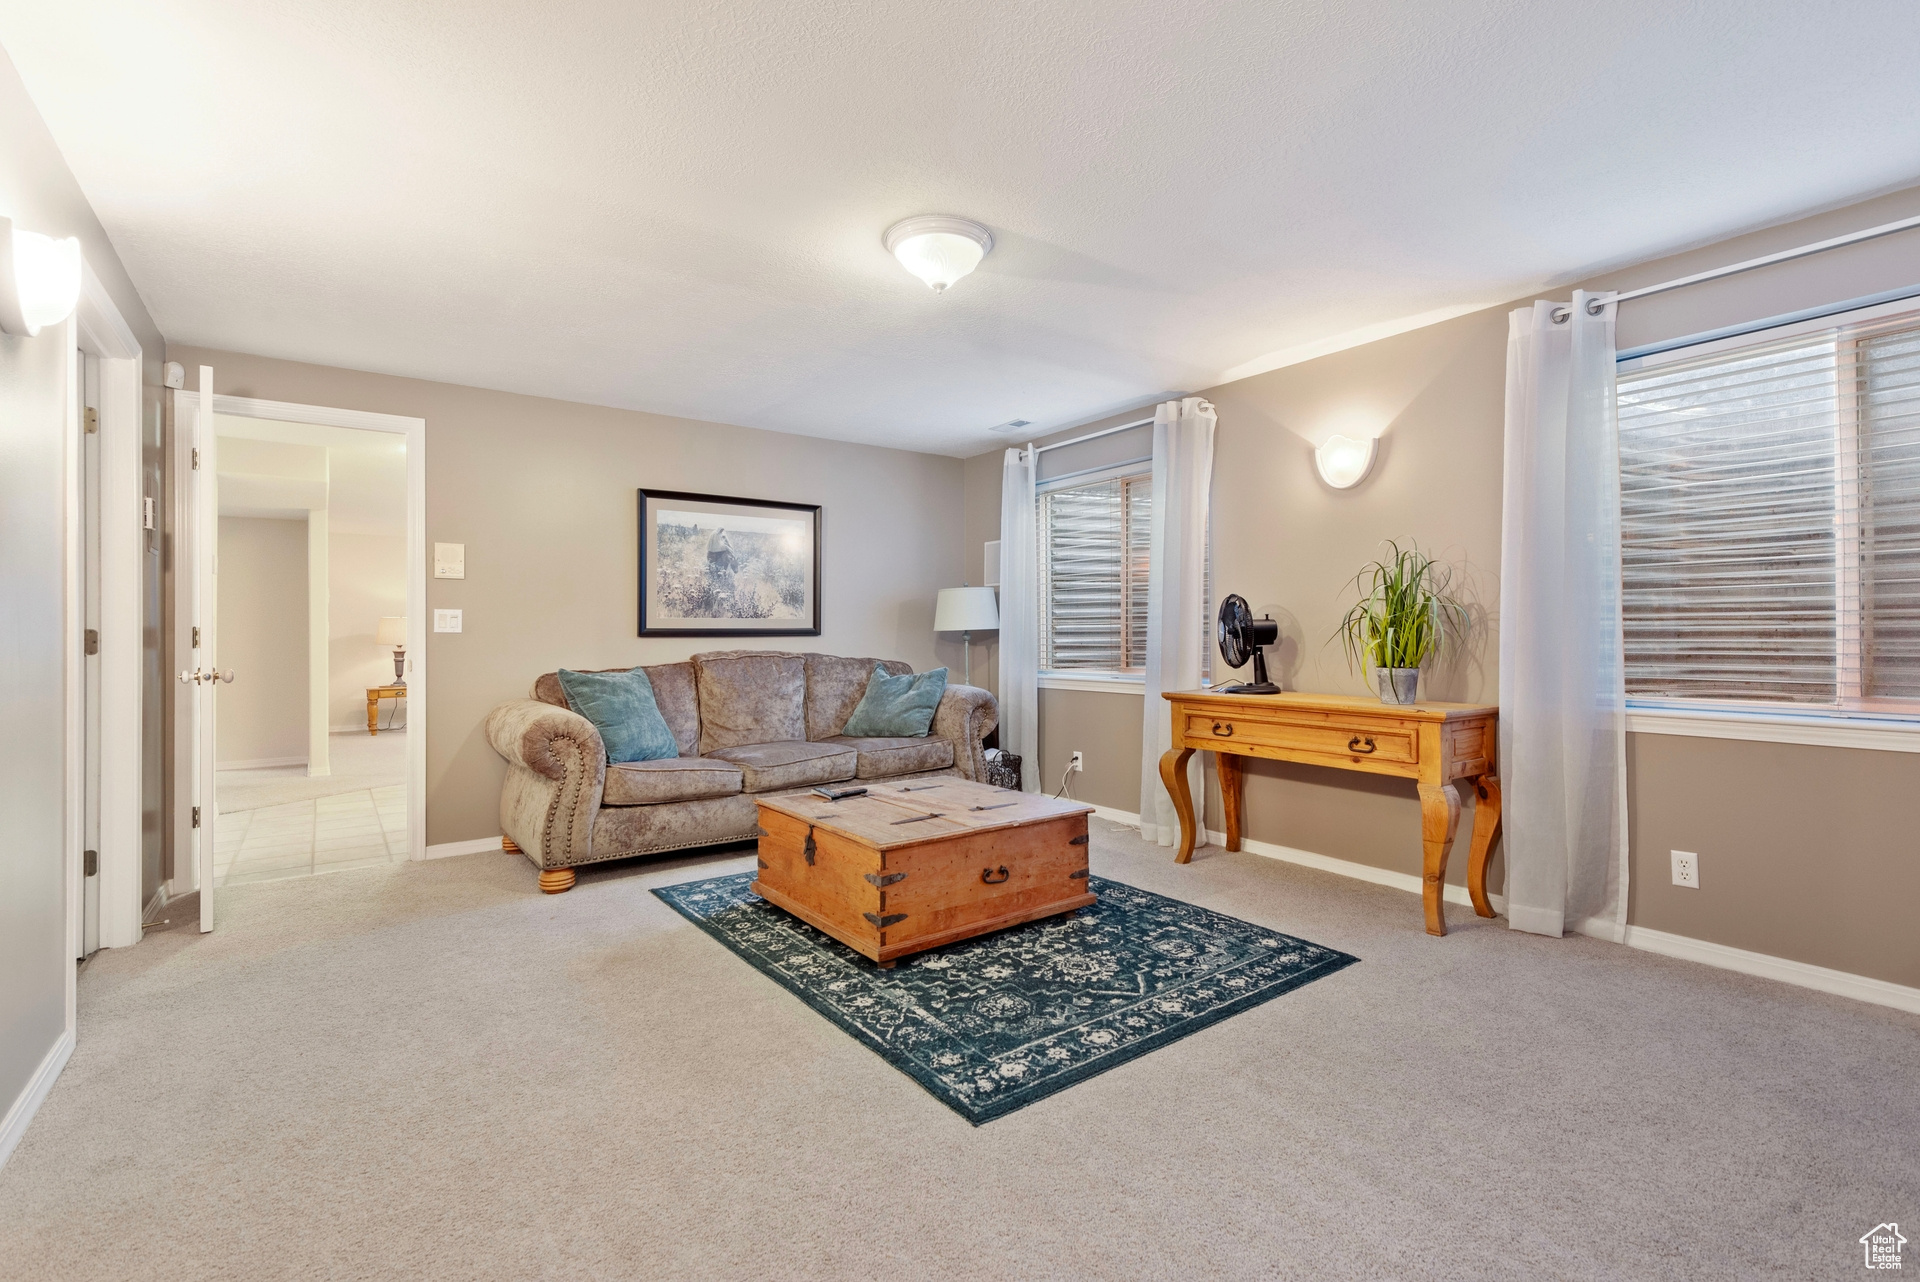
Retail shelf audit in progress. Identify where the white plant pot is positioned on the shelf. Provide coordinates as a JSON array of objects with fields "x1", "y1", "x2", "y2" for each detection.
[{"x1": 1375, "y1": 667, "x2": 1420, "y2": 705}]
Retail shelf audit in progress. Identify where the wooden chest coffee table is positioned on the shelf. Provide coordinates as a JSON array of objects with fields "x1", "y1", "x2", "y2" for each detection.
[{"x1": 752, "y1": 778, "x2": 1095, "y2": 967}]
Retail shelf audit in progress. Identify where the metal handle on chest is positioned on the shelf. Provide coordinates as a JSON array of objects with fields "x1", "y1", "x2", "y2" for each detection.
[
  {"x1": 1211, "y1": 721, "x2": 1234, "y2": 738},
  {"x1": 1348, "y1": 735, "x2": 1376, "y2": 754},
  {"x1": 980, "y1": 865, "x2": 1010, "y2": 885}
]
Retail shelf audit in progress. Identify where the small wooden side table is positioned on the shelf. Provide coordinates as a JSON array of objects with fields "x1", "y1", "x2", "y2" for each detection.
[
  {"x1": 366, "y1": 684, "x2": 407, "y2": 735},
  {"x1": 1159, "y1": 689, "x2": 1501, "y2": 936}
]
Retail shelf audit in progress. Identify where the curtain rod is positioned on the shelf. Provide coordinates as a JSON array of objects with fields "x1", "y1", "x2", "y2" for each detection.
[
  {"x1": 1029, "y1": 415, "x2": 1155, "y2": 455},
  {"x1": 1555, "y1": 212, "x2": 1920, "y2": 321}
]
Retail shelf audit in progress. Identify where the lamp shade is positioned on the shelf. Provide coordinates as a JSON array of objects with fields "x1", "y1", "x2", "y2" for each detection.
[
  {"x1": 934, "y1": 587, "x2": 999, "y2": 633},
  {"x1": 1315, "y1": 434, "x2": 1376, "y2": 489},
  {"x1": 376, "y1": 616, "x2": 408, "y2": 646},
  {"x1": 0, "y1": 217, "x2": 82, "y2": 337}
]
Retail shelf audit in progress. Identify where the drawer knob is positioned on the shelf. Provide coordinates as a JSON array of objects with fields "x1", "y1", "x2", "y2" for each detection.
[
  {"x1": 1348, "y1": 735, "x2": 1376, "y2": 754},
  {"x1": 1212, "y1": 721, "x2": 1235, "y2": 737},
  {"x1": 980, "y1": 865, "x2": 1010, "y2": 884}
]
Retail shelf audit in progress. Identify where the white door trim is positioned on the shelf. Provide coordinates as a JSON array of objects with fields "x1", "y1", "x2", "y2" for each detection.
[
  {"x1": 74, "y1": 265, "x2": 143, "y2": 950},
  {"x1": 173, "y1": 389, "x2": 428, "y2": 861}
]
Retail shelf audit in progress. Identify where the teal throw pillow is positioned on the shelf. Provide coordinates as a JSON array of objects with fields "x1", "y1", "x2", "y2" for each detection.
[
  {"x1": 841, "y1": 665, "x2": 948, "y2": 738},
  {"x1": 557, "y1": 667, "x2": 679, "y2": 763}
]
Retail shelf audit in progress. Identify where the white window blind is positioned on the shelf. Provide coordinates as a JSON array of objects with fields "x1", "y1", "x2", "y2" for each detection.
[
  {"x1": 1038, "y1": 470, "x2": 1210, "y2": 675},
  {"x1": 1618, "y1": 306, "x2": 1920, "y2": 712},
  {"x1": 1040, "y1": 474, "x2": 1151, "y2": 670}
]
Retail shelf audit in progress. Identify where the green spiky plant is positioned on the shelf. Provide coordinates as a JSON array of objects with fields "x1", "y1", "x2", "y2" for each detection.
[{"x1": 1333, "y1": 541, "x2": 1468, "y2": 678}]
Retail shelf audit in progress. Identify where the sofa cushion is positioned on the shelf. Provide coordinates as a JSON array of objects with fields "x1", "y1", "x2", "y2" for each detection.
[
  {"x1": 590, "y1": 793, "x2": 761, "y2": 862},
  {"x1": 556, "y1": 667, "x2": 678, "y2": 763},
  {"x1": 827, "y1": 735, "x2": 956, "y2": 779},
  {"x1": 841, "y1": 666, "x2": 948, "y2": 738},
  {"x1": 533, "y1": 662, "x2": 701, "y2": 757},
  {"x1": 707, "y1": 740, "x2": 856, "y2": 792},
  {"x1": 693, "y1": 652, "x2": 806, "y2": 754},
  {"x1": 602, "y1": 757, "x2": 744, "y2": 806},
  {"x1": 803, "y1": 654, "x2": 912, "y2": 740}
]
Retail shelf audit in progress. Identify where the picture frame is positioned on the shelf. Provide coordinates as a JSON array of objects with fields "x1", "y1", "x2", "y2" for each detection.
[{"x1": 637, "y1": 488, "x2": 821, "y2": 636}]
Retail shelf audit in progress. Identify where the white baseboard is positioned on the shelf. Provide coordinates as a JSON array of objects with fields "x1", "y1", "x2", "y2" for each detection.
[
  {"x1": 423, "y1": 836, "x2": 504, "y2": 861},
  {"x1": 0, "y1": 1029, "x2": 74, "y2": 1172},
  {"x1": 216, "y1": 755, "x2": 306, "y2": 771},
  {"x1": 1612, "y1": 923, "x2": 1920, "y2": 1015},
  {"x1": 1083, "y1": 807, "x2": 1920, "y2": 1015}
]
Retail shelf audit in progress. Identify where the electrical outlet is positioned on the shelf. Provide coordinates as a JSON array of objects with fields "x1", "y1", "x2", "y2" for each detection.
[
  {"x1": 1068, "y1": 751, "x2": 1084, "y2": 773},
  {"x1": 1670, "y1": 849, "x2": 1700, "y2": 889}
]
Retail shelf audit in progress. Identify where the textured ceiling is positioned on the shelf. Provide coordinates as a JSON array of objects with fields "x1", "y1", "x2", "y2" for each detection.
[{"x1": 6, "y1": 1, "x2": 1920, "y2": 456}]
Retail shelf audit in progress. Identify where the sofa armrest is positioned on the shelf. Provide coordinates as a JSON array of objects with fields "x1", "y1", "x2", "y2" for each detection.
[
  {"x1": 931, "y1": 683, "x2": 998, "y2": 782},
  {"x1": 484, "y1": 700, "x2": 606, "y2": 868}
]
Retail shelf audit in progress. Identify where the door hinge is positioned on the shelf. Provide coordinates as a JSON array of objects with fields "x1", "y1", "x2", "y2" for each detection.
[
  {"x1": 192, "y1": 447, "x2": 200, "y2": 470},
  {"x1": 192, "y1": 626, "x2": 201, "y2": 649},
  {"x1": 192, "y1": 806, "x2": 201, "y2": 828},
  {"x1": 84, "y1": 849, "x2": 98, "y2": 876},
  {"x1": 84, "y1": 628, "x2": 98, "y2": 655},
  {"x1": 84, "y1": 407, "x2": 99, "y2": 434}
]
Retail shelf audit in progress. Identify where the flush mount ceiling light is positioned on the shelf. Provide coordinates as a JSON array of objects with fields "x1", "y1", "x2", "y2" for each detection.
[
  {"x1": 1315, "y1": 434, "x2": 1377, "y2": 489},
  {"x1": 0, "y1": 217, "x2": 82, "y2": 337},
  {"x1": 884, "y1": 215, "x2": 993, "y2": 293}
]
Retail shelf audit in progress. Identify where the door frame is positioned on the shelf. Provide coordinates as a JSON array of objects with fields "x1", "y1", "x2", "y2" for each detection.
[
  {"x1": 73, "y1": 265, "x2": 144, "y2": 950},
  {"x1": 171, "y1": 388, "x2": 428, "y2": 863}
]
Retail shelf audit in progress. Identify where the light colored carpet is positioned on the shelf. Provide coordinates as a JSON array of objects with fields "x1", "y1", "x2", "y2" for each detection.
[
  {"x1": 216, "y1": 729, "x2": 407, "y2": 813},
  {"x1": 3, "y1": 819, "x2": 1914, "y2": 1279}
]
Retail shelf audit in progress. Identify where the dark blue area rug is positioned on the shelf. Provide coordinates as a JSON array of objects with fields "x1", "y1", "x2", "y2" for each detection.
[{"x1": 652, "y1": 872, "x2": 1358, "y2": 1124}]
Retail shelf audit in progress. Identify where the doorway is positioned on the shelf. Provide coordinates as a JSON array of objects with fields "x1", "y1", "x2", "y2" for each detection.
[
  {"x1": 215, "y1": 417, "x2": 412, "y2": 883},
  {"x1": 172, "y1": 378, "x2": 426, "y2": 926}
]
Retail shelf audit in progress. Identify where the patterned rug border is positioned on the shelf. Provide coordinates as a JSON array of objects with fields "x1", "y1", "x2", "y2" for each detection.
[{"x1": 652, "y1": 872, "x2": 1359, "y2": 1125}]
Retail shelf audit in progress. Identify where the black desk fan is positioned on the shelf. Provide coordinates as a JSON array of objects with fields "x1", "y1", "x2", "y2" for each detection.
[{"x1": 1216, "y1": 594, "x2": 1280, "y2": 694}]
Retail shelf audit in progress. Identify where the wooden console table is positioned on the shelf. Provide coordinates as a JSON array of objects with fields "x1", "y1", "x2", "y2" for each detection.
[
  {"x1": 1159, "y1": 689, "x2": 1501, "y2": 936},
  {"x1": 366, "y1": 684, "x2": 406, "y2": 735}
]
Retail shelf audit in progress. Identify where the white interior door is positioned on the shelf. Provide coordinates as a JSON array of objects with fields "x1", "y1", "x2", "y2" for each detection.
[{"x1": 183, "y1": 365, "x2": 226, "y2": 933}]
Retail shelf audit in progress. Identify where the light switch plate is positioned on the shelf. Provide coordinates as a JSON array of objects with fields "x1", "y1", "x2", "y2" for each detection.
[
  {"x1": 434, "y1": 542, "x2": 466, "y2": 579},
  {"x1": 433, "y1": 609, "x2": 463, "y2": 633}
]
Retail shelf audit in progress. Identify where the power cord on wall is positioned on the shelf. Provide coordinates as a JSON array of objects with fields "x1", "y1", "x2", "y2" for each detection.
[{"x1": 1052, "y1": 760, "x2": 1075, "y2": 801}]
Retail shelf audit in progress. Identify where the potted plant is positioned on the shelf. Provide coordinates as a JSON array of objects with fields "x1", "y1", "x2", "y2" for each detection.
[{"x1": 1333, "y1": 541, "x2": 1467, "y2": 705}]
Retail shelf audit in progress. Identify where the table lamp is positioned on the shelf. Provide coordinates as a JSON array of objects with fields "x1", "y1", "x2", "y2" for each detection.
[
  {"x1": 377, "y1": 616, "x2": 408, "y2": 686},
  {"x1": 934, "y1": 586, "x2": 999, "y2": 686}
]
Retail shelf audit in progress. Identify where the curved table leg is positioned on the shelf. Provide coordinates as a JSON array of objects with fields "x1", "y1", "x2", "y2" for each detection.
[
  {"x1": 1466, "y1": 774, "x2": 1503, "y2": 919},
  {"x1": 1417, "y1": 783, "x2": 1461, "y2": 936},
  {"x1": 1158, "y1": 747, "x2": 1198, "y2": 864},
  {"x1": 1217, "y1": 751, "x2": 1244, "y2": 852}
]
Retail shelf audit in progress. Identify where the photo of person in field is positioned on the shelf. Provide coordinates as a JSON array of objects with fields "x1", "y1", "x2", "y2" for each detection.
[{"x1": 654, "y1": 509, "x2": 808, "y2": 620}]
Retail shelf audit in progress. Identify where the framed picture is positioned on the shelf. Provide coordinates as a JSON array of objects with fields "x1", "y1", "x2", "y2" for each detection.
[{"x1": 637, "y1": 489, "x2": 821, "y2": 636}]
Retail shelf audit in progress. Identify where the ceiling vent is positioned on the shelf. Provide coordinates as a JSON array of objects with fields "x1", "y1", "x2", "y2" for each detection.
[{"x1": 988, "y1": 419, "x2": 1032, "y2": 434}]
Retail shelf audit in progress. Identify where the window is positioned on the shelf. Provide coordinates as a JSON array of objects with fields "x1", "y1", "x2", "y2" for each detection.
[
  {"x1": 1038, "y1": 468, "x2": 1209, "y2": 677},
  {"x1": 1617, "y1": 304, "x2": 1920, "y2": 715}
]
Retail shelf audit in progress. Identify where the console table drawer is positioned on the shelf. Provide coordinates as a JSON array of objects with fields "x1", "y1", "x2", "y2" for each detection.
[{"x1": 1182, "y1": 711, "x2": 1418, "y2": 765}]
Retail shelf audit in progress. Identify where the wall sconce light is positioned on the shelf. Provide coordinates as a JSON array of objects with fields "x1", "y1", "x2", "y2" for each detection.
[
  {"x1": 0, "y1": 217, "x2": 82, "y2": 337},
  {"x1": 1314, "y1": 434, "x2": 1376, "y2": 489}
]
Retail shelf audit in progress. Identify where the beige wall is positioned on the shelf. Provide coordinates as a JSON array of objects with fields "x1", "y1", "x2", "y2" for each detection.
[
  {"x1": 329, "y1": 531, "x2": 406, "y2": 729},
  {"x1": 168, "y1": 346, "x2": 969, "y2": 846},
  {"x1": 215, "y1": 517, "x2": 310, "y2": 765},
  {"x1": 0, "y1": 49, "x2": 170, "y2": 1141},
  {"x1": 969, "y1": 183, "x2": 1920, "y2": 989}
]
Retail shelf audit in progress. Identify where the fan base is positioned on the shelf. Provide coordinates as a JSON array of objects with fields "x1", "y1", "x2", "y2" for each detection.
[{"x1": 1217, "y1": 681, "x2": 1281, "y2": 695}]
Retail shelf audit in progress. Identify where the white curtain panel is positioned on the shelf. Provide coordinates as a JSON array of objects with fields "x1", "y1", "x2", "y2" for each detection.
[
  {"x1": 1498, "y1": 291, "x2": 1630, "y2": 940},
  {"x1": 1139, "y1": 397, "x2": 1217, "y2": 847},
  {"x1": 998, "y1": 447, "x2": 1040, "y2": 791}
]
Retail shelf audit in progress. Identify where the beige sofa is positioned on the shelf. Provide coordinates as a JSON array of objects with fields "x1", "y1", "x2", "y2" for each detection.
[{"x1": 484, "y1": 650, "x2": 998, "y2": 892}]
